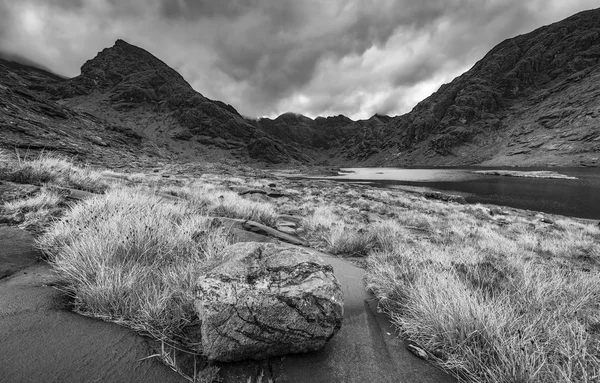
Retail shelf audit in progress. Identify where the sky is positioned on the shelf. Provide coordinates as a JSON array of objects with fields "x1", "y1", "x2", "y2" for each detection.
[{"x1": 0, "y1": 0, "x2": 598, "y2": 120}]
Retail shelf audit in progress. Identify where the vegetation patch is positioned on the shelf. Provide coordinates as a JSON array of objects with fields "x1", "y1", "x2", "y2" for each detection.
[
  {"x1": 38, "y1": 187, "x2": 231, "y2": 343},
  {"x1": 365, "y1": 212, "x2": 600, "y2": 383},
  {"x1": 0, "y1": 150, "x2": 108, "y2": 193},
  {"x1": 160, "y1": 182, "x2": 278, "y2": 226},
  {"x1": 8, "y1": 155, "x2": 597, "y2": 382}
]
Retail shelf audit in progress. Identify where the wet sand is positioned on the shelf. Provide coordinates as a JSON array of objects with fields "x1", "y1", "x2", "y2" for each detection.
[
  {"x1": 0, "y1": 229, "x2": 185, "y2": 383},
  {"x1": 217, "y1": 252, "x2": 457, "y2": 383}
]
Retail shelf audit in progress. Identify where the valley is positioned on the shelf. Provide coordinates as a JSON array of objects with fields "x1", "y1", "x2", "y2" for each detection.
[{"x1": 1, "y1": 5, "x2": 600, "y2": 383}]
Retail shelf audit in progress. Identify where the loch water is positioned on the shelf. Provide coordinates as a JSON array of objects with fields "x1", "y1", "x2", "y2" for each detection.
[{"x1": 321, "y1": 167, "x2": 600, "y2": 220}]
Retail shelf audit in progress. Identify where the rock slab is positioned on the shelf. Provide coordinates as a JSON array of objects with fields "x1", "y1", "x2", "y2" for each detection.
[{"x1": 194, "y1": 242, "x2": 343, "y2": 362}]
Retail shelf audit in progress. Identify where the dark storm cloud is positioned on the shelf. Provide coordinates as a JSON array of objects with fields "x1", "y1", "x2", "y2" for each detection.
[{"x1": 0, "y1": 0, "x2": 598, "y2": 119}]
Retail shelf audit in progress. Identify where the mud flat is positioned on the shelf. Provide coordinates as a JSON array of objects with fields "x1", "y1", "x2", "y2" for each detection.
[{"x1": 0, "y1": 228, "x2": 185, "y2": 383}]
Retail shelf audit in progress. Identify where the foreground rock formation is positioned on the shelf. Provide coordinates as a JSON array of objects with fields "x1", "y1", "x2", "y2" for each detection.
[{"x1": 193, "y1": 242, "x2": 343, "y2": 362}]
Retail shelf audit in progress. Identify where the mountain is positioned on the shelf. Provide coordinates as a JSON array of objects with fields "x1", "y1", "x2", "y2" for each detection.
[
  {"x1": 0, "y1": 54, "x2": 153, "y2": 167},
  {"x1": 0, "y1": 40, "x2": 313, "y2": 166},
  {"x1": 45, "y1": 39, "x2": 313, "y2": 164},
  {"x1": 2, "y1": 8, "x2": 600, "y2": 167},
  {"x1": 354, "y1": 7, "x2": 600, "y2": 167}
]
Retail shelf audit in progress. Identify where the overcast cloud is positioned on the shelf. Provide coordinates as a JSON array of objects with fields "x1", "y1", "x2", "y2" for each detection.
[{"x1": 0, "y1": 0, "x2": 598, "y2": 119}]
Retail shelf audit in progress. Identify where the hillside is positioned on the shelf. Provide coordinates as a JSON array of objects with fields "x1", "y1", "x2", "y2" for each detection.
[
  {"x1": 0, "y1": 55, "x2": 152, "y2": 167},
  {"x1": 355, "y1": 7, "x2": 600, "y2": 167},
  {"x1": 240, "y1": 8, "x2": 600, "y2": 167},
  {"x1": 0, "y1": 41, "x2": 312, "y2": 165}
]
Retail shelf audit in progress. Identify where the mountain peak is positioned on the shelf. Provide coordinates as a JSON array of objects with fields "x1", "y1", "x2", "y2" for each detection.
[
  {"x1": 76, "y1": 39, "x2": 187, "y2": 90},
  {"x1": 114, "y1": 39, "x2": 131, "y2": 47}
]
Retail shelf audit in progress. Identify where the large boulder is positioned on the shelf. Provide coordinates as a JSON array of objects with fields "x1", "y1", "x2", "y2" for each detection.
[{"x1": 194, "y1": 242, "x2": 343, "y2": 362}]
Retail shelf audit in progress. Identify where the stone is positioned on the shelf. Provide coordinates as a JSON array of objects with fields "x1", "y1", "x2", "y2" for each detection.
[
  {"x1": 407, "y1": 343, "x2": 429, "y2": 360},
  {"x1": 207, "y1": 217, "x2": 308, "y2": 246},
  {"x1": 423, "y1": 192, "x2": 466, "y2": 204},
  {"x1": 488, "y1": 207, "x2": 506, "y2": 216},
  {"x1": 194, "y1": 242, "x2": 343, "y2": 362},
  {"x1": 242, "y1": 220, "x2": 309, "y2": 246},
  {"x1": 228, "y1": 228, "x2": 275, "y2": 244}
]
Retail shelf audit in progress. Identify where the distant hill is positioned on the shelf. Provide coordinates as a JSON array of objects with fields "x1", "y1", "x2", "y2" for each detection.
[{"x1": 1, "y1": 8, "x2": 600, "y2": 167}]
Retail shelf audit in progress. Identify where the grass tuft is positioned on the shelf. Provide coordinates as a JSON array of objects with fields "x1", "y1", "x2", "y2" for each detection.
[
  {"x1": 3, "y1": 187, "x2": 63, "y2": 214},
  {"x1": 163, "y1": 183, "x2": 279, "y2": 226},
  {"x1": 0, "y1": 150, "x2": 108, "y2": 193},
  {"x1": 366, "y1": 223, "x2": 600, "y2": 383},
  {"x1": 38, "y1": 187, "x2": 231, "y2": 342}
]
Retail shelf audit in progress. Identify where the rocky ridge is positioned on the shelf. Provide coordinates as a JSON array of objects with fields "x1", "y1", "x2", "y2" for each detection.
[
  {"x1": 2, "y1": 8, "x2": 600, "y2": 166},
  {"x1": 251, "y1": 8, "x2": 600, "y2": 167},
  {"x1": 353, "y1": 7, "x2": 600, "y2": 167}
]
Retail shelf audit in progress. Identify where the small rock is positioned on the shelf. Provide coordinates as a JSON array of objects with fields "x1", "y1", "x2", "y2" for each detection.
[
  {"x1": 423, "y1": 191, "x2": 466, "y2": 204},
  {"x1": 488, "y1": 207, "x2": 506, "y2": 216},
  {"x1": 276, "y1": 226, "x2": 297, "y2": 235},
  {"x1": 268, "y1": 183, "x2": 276, "y2": 188},
  {"x1": 407, "y1": 343, "x2": 429, "y2": 360},
  {"x1": 239, "y1": 189, "x2": 267, "y2": 196}
]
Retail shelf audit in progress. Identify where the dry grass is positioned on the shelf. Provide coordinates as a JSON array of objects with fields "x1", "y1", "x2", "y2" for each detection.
[
  {"x1": 160, "y1": 182, "x2": 278, "y2": 226},
  {"x1": 276, "y1": 179, "x2": 600, "y2": 382},
  {"x1": 364, "y1": 210, "x2": 600, "y2": 383},
  {"x1": 3, "y1": 187, "x2": 63, "y2": 214},
  {"x1": 23, "y1": 161, "x2": 600, "y2": 382},
  {"x1": 38, "y1": 187, "x2": 231, "y2": 342},
  {"x1": 2, "y1": 187, "x2": 66, "y2": 234},
  {"x1": 0, "y1": 149, "x2": 109, "y2": 193}
]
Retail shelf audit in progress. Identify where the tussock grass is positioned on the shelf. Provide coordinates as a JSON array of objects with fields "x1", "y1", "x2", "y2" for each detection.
[
  {"x1": 3, "y1": 187, "x2": 63, "y2": 214},
  {"x1": 38, "y1": 187, "x2": 231, "y2": 342},
  {"x1": 160, "y1": 182, "x2": 278, "y2": 226},
  {"x1": 2, "y1": 187, "x2": 66, "y2": 234},
  {"x1": 287, "y1": 182, "x2": 600, "y2": 382},
  {"x1": 327, "y1": 226, "x2": 375, "y2": 257},
  {"x1": 302, "y1": 206, "x2": 407, "y2": 257},
  {"x1": 366, "y1": 217, "x2": 600, "y2": 383},
  {"x1": 0, "y1": 150, "x2": 108, "y2": 193}
]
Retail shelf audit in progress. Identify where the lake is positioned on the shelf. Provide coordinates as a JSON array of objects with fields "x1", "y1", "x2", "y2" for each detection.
[{"x1": 319, "y1": 167, "x2": 600, "y2": 220}]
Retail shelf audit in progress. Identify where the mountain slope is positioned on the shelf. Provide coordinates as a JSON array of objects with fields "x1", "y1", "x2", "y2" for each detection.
[
  {"x1": 0, "y1": 56, "x2": 153, "y2": 167},
  {"x1": 2, "y1": 8, "x2": 600, "y2": 167},
  {"x1": 356, "y1": 7, "x2": 600, "y2": 167},
  {"x1": 45, "y1": 40, "x2": 310, "y2": 164}
]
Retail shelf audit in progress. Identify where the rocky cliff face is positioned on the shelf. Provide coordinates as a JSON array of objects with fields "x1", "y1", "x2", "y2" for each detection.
[
  {"x1": 244, "y1": 8, "x2": 600, "y2": 167},
  {"x1": 0, "y1": 55, "x2": 150, "y2": 167},
  {"x1": 357, "y1": 7, "x2": 600, "y2": 167},
  {"x1": 46, "y1": 40, "x2": 310, "y2": 164}
]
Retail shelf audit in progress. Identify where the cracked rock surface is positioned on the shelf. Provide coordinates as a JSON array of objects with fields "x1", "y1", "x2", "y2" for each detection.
[{"x1": 194, "y1": 242, "x2": 343, "y2": 362}]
